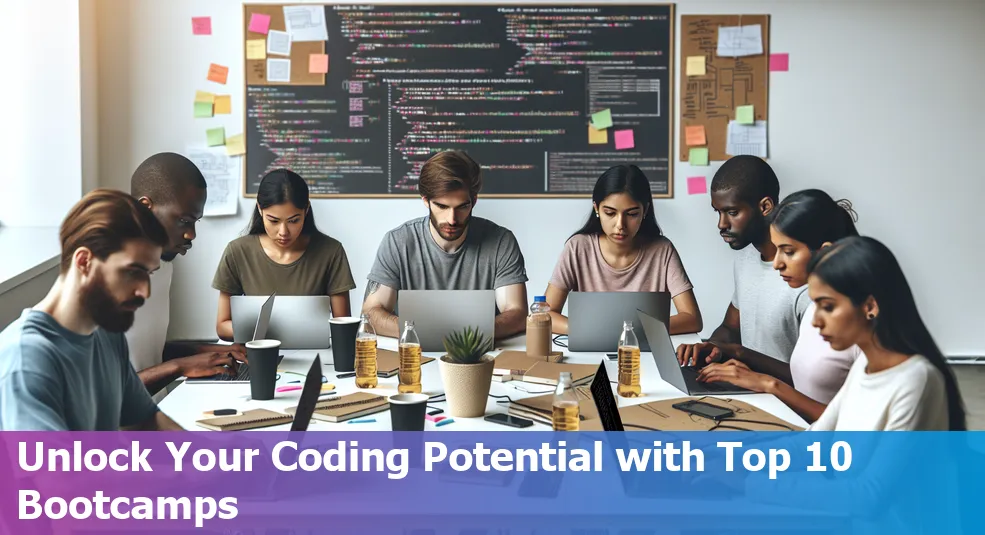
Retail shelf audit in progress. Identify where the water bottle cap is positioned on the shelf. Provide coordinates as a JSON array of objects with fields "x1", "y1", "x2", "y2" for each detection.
[{"x1": 534, "y1": 296, "x2": 546, "y2": 302}]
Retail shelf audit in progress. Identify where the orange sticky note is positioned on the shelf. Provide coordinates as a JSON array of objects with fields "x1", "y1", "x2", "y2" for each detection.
[
  {"x1": 207, "y1": 63, "x2": 229, "y2": 85},
  {"x1": 685, "y1": 125, "x2": 706, "y2": 146},
  {"x1": 588, "y1": 124, "x2": 607, "y2": 144},
  {"x1": 214, "y1": 95, "x2": 231, "y2": 115},
  {"x1": 309, "y1": 54, "x2": 329, "y2": 74}
]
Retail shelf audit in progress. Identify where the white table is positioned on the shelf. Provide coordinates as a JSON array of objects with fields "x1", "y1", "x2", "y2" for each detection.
[{"x1": 159, "y1": 333, "x2": 807, "y2": 431}]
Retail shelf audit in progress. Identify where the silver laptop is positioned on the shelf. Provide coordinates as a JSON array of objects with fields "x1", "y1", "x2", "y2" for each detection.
[
  {"x1": 185, "y1": 294, "x2": 277, "y2": 384},
  {"x1": 397, "y1": 290, "x2": 496, "y2": 352},
  {"x1": 567, "y1": 291, "x2": 670, "y2": 352},
  {"x1": 636, "y1": 310, "x2": 752, "y2": 396},
  {"x1": 231, "y1": 295, "x2": 332, "y2": 349}
]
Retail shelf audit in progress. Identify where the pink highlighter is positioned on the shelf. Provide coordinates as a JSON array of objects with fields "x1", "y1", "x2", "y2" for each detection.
[{"x1": 425, "y1": 414, "x2": 446, "y2": 423}]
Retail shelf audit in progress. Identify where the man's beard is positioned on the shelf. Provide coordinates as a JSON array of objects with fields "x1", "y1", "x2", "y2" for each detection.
[
  {"x1": 429, "y1": 210, "x2": 470, "y2": 241},
  {"x1": 80, "y1": 271, "x2": 144, "y2": 333}
]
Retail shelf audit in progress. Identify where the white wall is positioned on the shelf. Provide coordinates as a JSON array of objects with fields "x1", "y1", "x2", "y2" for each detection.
[
  {"x1": 0, "y1": 0, "x2": 82, "y2": 227},
  {"x1": 92, "y1": 0, "x2": 985, "y2": 355}
]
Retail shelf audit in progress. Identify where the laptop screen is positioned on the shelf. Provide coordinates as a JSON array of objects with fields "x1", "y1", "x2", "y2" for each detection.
[
  {"x1": 290, "y1": 354, "x2": 322, "y2": 432},
  {"x1": 590, "y1": 361, "x2": 624, "y2": 431}
]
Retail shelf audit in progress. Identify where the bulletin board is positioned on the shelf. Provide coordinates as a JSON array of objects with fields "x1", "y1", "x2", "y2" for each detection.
[
  {"x1": 241, "y1": 3, "x2": 675, "y2": 198},
  {"x1": 679, "y1": 15, "x2": 770, "y2": 162}
]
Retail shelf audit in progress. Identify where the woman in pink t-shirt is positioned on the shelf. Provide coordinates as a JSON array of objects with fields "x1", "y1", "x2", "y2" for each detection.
[
  {"x1": 545, "y1": 165, "x2": 703, "y2": 335},
  {"x1": 698, "y1": 189, "x2": 861, "y2": 423}
]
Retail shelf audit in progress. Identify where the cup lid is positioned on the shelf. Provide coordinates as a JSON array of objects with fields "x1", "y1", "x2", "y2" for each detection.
[{"x1": 388, "y1": 393, "x2": 429, "y2": 405}]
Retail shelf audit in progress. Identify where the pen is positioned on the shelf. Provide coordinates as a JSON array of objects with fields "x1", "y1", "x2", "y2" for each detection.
[
  {"x1": 435, "y1": 418, "x2": 455, "y2": 427},
  {"x1": 348, "y1": 419, "x2": 376, "y2": 424}
]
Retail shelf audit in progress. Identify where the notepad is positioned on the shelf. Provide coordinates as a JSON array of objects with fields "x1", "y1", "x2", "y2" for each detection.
[
  {"x1": 195, "y1": 409, "x2": 292, "y2": 431},
  {"x1": 508, "y1": 386, "x2": 598, "y2": 426},
  {"x1": 286, "y1": 391, "x2": 388, "y2": 423},
  {"x1": 493, "y1": 350, "x2": 564, "y2": 376},
  {"x1": 375, "y1": 349, "x2": 435, "y2": 378},
  {"x1": 521, "y1": 362, "x2": 597, "y2": 387}
]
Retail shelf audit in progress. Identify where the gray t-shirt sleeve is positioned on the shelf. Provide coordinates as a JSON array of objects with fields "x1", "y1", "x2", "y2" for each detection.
[
  {"x1": 793, "y1": 287, "x2": 811, "y2": 323},
  {"x1": 0, "y1": 368, "x2": 69, "y2": 431},
  {"x1": 367, "y1": 231, "x2": 402, "y2": 290},
  {"x1": 117, "y1": 336, "x2": 159, "y2": 427},
  {"x1": 493, "y1": 230, "x2": 528, "y2": 288}
]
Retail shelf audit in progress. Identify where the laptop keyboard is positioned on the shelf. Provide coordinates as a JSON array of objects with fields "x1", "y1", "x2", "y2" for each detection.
[{"x1": 680, "y1": 366, "x2": 735, "y2": 392}]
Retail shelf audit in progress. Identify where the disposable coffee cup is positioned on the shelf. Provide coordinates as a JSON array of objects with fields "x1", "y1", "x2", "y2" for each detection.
[
  {"x1": 246, "y1": 339, "x2": 281, "y2": 401},
  {"x1": 389, "y1": 393, "x2": 429, "y2": 431},
  {"x1": 329, "y1": 317, "x2": 361, "y2": 372}
]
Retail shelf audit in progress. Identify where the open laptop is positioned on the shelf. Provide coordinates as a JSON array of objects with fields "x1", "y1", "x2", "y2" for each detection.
[
  {"x1": 231, "y1": 295, "x2": 332, "y2": 349},
  {"x1": 397, "y1": 290, "x2": 496, "y2": 352},
  {"x1": 637, "y1": 310, "x2": 752, "y2": 395},
  {"x1": 567, "y1": 291, "x2": 670, "y2": 352},
  {"x1": 186, "y1": 294, "x2": 280, "y2": 384}
]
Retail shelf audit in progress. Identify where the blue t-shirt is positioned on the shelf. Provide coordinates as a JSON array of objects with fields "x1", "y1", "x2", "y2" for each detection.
[{"x1": 0, "y1": 309, "x2": 159, "y2": 430}]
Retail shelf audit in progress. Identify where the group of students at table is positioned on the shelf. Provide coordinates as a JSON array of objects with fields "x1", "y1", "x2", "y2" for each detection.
[{"x1": 0, "y1": 150, "x2": 965, "y2": 431}]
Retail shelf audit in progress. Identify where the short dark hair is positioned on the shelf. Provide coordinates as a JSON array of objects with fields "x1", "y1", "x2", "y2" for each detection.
[
  {"x1": 710, "y1": 155, "x2": 780, "y2": 206},
  {"x1": 130, "y1": 152, "x2": 207, "y2": 205},
  {"x1": 60, "y1": 189, "x2": 169, "y2": 274},
  {"x1": 418, "y1": 151, "x2": 482, "y2": 202}
]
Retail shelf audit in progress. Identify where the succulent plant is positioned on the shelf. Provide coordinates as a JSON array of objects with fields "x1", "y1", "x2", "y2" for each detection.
[{"x1": 442, "y1": 326, "x2": 493, "y2": 364}]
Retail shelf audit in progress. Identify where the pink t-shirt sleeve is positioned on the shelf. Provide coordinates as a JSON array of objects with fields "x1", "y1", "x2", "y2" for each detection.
[
  {"x1": 549, "y1": 238, "x2": 579, "y2": 291},
  {"x1": 663, "y1": 241, "x2": 693, "y2": 297}
]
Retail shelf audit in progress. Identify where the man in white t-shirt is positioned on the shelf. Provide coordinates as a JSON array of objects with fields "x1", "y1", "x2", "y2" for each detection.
[
  {"x1": 677, "y1": 156, "x2": 808, "y2": 367},
  {"x1": 127, "y1": 153, "x2": 246, "y2": 398}
]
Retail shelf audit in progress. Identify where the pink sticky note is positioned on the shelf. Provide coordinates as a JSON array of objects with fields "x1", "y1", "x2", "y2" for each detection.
[
  {"x1": 614, "y1": 129, "x2": 635, "y2": 150},
  {"x1": 192, "y1": 17, "x2": 211, "y2": 35},
  {"x1": 249, "y1": 13, "x2": 271, "y2": 35},
  {"x1": 770, "y1": 53, "x2": 789, "y2": 72},
  {"x1": 687, "y1": 176, "x2": 708, "y2": 195}
]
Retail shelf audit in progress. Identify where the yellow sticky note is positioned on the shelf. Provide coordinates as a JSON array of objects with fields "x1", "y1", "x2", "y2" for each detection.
[
  {"x1": 246, "y1": 39, "x2": 266, "y2": 60},
  {"x1": 226, "y1": 134, "x2": 246, "y2": 156},
  {"x1": 588, "y1": 124, "x2": 607, "y2": 144},
  {"x1": 194, "y1": 91, "x2": 214, "y2": 104},
  {"x1": 686, "y1": 56, "x2": 706, "y2": 76},
  {"x1": 214, "y1": 95, "x2": 231, "y2": 115},
  {"x1": 206, "y1": 127, "x2": 225, "y2": 147},
  {"x1": 689, "y1": 147, "x2": 709, "y2": 166},
  {"x1": 736, "y1": 105, "x2": 755, "y2": 124}
]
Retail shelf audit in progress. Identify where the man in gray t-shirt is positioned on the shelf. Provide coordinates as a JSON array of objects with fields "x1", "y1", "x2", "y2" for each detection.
[
  {"x1": 362, "y1": 151, "x2": 529, "y2": 339},
  {"x1": 0, "y1": 189, "x2": 183, "y2": 431},
  {"x1": 677, "y1": 156, "x2": 807, "y2": 368}
]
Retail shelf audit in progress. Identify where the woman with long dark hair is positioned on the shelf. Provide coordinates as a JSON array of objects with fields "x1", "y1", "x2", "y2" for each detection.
[
  {"x1": 545, "y1": 164, "x2": 702, "y2": 334},
  {"x1": 697, "y1": 190, "x2": 861, "y2": 423},
  {"x1": 804, "y1": 236, "x2": 964, "y2": 430},
  {"x1": 212, "y1": 169, "x2": 355, "y2": 340}
]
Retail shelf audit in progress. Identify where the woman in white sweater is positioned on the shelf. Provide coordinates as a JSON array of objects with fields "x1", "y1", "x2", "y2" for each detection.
[
  {"x1": 805, "y1": 236, "x2": 965, "y2": 431},
  {"x1": 695, "y1": 190, "x2": 862, "y2": 424}
]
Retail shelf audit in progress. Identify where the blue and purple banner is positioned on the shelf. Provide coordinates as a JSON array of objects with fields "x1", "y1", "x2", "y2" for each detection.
[{"x1": 1, "y1": 431, "x2": 982, "y2": 534}]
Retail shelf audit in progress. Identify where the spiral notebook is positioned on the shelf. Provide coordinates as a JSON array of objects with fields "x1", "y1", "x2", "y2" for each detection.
[
  {"x1": 286, "y1": 391, "x2": 388, "y2": 423},
  {"x1": 195, "y1": 409, "x2": 293, "y2": 431}
]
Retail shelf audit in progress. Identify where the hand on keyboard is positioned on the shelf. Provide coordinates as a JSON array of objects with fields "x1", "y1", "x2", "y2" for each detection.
[
  {"x1": 696, "y1": 361, "x2": 772, "y2": 393},
  {"x1": 177, "y1": 352, "x2": 244, "y2": 379}
]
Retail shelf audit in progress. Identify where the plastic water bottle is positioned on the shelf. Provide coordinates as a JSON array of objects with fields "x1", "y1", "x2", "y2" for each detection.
[
  {"x1": 526, "y1": 296, "x2": 552, "y2": 357},
  {"x1": 398, "y1": 321, "x2": 422, "y2": 394},
  {"x1": 355, "y1": 314, "x2": 378, "y2": 389},
  {"x1": 617, "y1": 321, "x2": 641, "y2": 397},
  {"x1": 552, "y1": 372, "x2": 580, "y2": 431}
]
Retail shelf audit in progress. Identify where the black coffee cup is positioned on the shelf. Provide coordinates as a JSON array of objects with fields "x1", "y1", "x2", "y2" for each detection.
[
  {"x1": 246, "y1": 339, "x2": 281, "y2": 401},
  {"x1": 329, "y1": 317, "x2": 361, "y2": 372},
  {"x1": 389, "y1": 393, "x2": 429, "y2": 431}
]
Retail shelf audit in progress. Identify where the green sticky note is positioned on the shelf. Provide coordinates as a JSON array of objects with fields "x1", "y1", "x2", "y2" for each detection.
[
  {"x1": 194, "y1": 101, "x2": 213, "y2": 118},
  {"x1": 590, "y1": 109, "x2": 612, "y2": 129},
  {"x1": 736, "y1": 105, "x2": 755, "y2": 124},
  {"x1": 206, "y1": 127, "x2": 225, "y2": 146},
  {"x1": 689, "y1": 147, "x2": 709, "y2": 166}
]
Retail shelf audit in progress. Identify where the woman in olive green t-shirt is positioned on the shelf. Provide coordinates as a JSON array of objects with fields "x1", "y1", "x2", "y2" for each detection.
[{"x1": 213, "y1": 169, "x2": 356, "y2": 341}]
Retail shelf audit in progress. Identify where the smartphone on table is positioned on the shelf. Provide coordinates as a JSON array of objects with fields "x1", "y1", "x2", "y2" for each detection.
[
  {"x1": 483, "y1": 413, "x2": 534, "y2": 428},
  {"x1": 671, "y1": 400, "x2": 734, "y2": 421}
]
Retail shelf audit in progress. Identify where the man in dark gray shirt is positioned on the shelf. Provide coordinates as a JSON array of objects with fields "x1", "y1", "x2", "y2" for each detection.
[
  {"x1": 363, "y1": 151, "x2": 529, "y2": 339},
  {"x1": 0, "y1": 189, "x2": 184, "y2": 431}
]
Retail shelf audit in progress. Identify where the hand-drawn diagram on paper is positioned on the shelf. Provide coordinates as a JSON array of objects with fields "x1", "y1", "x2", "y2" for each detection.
[
  {"x1": 679, "y1": 15, "x2": 769, "y2": 161},
  {"x1": 186, "y1": 146, "x2": 240, "y2": 217}
]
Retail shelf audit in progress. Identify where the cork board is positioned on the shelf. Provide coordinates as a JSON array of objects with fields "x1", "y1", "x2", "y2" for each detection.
[
  {"x1": 244, "y1": 4, "x2": 325, "y2": 86},
  {"x1": 679, "y1": 15, "x2": 770, "y2": 161}
]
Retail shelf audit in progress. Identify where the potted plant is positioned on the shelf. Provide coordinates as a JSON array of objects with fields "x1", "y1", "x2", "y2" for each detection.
[{"x1": 438, "y1": 326, "x2": 495, "y2": 418}]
